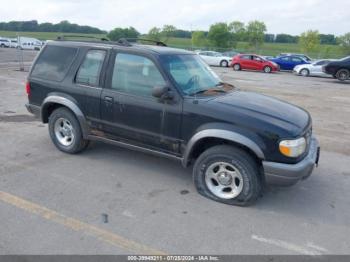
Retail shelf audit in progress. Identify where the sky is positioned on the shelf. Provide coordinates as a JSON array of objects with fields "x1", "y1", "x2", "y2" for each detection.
[{"x1": 0, "y1": 0, "x2": 349, "y2": 35}]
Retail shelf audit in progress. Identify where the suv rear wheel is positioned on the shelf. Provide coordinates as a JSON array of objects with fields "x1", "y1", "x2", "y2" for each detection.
[
  {"x1": 193, "y1": 145, "x2": 261, "y2": 206},
  {"x1": 336, "y1": 69, "x2": 350, "y2": 81},
  {"x1": 49, "y1": 107, "x2": 89, "y2": 154}
]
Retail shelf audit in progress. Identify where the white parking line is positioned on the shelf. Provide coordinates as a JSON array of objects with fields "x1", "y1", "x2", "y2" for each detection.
[{"x1": 251, "y1": 235, "x2": 327, "y2": 255}]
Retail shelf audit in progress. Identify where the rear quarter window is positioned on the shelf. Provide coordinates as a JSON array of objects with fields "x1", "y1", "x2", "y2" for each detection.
[{"x1": 31, "y1": 45, "x2": 78, "y2": 82}]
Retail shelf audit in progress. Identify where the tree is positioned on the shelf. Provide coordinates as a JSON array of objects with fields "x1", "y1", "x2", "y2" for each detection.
[
  {"x1": 107, "y1": 27, "x2": 140, "y2": 41},
  {"x1": 228, "y1": 21, "x2": 246, "y2": 41},
  {"x1": 246, "y1": 20, "x2": 267, "y2": 50},
  {"x1": 147, "y1": 27, "x2": 162, "y2": 41},
  {"x1": 319, "y1": 34, "x2": 336, "y2": 45},
  {"x1": 161, "y1": 25, "x2": 177, "y2": 43},
  {"x1": 264, "y1": 34, "x2": 275, "y2": 43},
  {"x1": 338, "y1": 33, "x2": 350, "y2": 55},
  {"x1": 192, "y1": 31, "x2": 207, "y2": 47},
  {"x1": 208, "y1": 23, "x2": 233, "y2": 48},
  {"x1": 299, "y1": 30, "x2": 320, "y2": 54},
  {"x1": 275, "y1": 34, "x2": 298, "y2": 43}
]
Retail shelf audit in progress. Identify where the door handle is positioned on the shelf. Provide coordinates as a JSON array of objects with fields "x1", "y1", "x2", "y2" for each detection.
[
  {"x1": 104, "y1": 96, "x2": 113, "y2": 102},
  {"x1": 104, "y1": 96, "x2": 114, "y2": 107}
]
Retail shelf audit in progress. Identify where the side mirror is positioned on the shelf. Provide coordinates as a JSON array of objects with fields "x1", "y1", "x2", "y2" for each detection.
[
  {"x1": 152, "y1": 85, "x2": 174, "y2": 100},
  {"x1": 152, "y1": 85, "x2": 168, "y2": 98}
]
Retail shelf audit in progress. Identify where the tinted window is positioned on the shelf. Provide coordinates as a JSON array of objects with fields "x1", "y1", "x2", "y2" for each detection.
[
  {"x1": 291, "y1": 57, "x2": 302, "y2": 62},
  {"x1": 111, "y1": 53, "x2": 166, "y2": 97},
  {"x1": 240, "y1": 55, "x2": 251, "y2": 60},
  {"x1": 31, "y1": 45, "x2": 77, "y2": 81},
  {"x1": 76, "y1": 50, "x2": 106, "y2": 86}
]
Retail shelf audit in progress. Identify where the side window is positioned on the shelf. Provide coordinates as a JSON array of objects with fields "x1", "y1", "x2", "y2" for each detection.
[
  {"x1": 111, "y1": 53, "x2": 166, "y2": 97},
  {"x1": 241, "y1": 55, "x2": 250, "y2": 60},
  {"x1": 76, "y1": 50, "x2": 106, "y2": 86},
  {"x1": 291, "y1": 57, "x2": 302, "y2": 62},
  {"x1": 281, "y1": 57, "x2": 290, "y2": 61},
  {"x1": 31, "y1": 45, "x2": 78, "y2": 82}
]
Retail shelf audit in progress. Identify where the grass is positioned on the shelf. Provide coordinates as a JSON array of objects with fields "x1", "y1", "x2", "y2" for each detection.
[
  {"x1": 164, "y1": 37, "x2": 345, "y2": 59},
  {"x1": 0, "y1": 32, "x2": 345, "y2": 59}
]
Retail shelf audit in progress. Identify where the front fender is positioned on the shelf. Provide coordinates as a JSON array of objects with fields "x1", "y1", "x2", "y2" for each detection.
[
  {"x1": 182, "y1": 127, "x2": 265, "y2": 167},
  {"x1": 41, "y1": 94, "x2": 89, "y2": 138}
]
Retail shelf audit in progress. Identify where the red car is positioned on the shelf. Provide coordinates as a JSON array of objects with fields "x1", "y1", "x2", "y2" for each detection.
[{"x1": 231, "y1": 54, "x2": 279, "y2": 73}]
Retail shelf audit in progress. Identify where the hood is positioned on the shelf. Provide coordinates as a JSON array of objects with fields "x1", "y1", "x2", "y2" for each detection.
[{"x1": 208, "y1": 91, "x2": 310, "y2": 135}]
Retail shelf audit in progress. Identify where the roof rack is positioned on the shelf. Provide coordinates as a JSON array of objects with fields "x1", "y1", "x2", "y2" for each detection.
[
  {"x1": 56, "y1": 35, "x2": 111, "y2": 42},
  {"x1": 118, "y1": 38, "x2": 167, "y2": 47}
]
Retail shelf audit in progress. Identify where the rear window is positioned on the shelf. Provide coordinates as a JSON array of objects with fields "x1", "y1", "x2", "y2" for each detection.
[{"x1": 31, "y1": 45, "x2": 78, "y2": 82}]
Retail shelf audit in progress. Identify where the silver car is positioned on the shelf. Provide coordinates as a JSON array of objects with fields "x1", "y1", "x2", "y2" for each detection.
[{"x1": 293, "y1": 59, "x2": 334, "y2": 77}]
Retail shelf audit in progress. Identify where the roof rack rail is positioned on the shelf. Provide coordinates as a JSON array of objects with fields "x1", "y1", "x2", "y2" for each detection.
[
  {"x1": 118, "y1": 38, "x2": 167, "y2": 47},
  {"x1": 56, "y1": 35, "x2": 110, "y2": 42}
]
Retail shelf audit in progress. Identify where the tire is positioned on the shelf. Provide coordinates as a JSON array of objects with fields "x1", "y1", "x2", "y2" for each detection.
[
  {"x1": 300, "y1": 68, "x2": 310, "y2": 77},
  {"x1": 335, "y1": 69, "x2": 350, "y2": 81},
  {"x1": 48, "y1": 107, "x2": 89, "y2": 154},
  {"x1": 220, "y1": 60, "x2": 229, "y2": 67},
  {"x1": 233, "y1": 64, "x2": 241, "y2": 71},
  {"x1": 263, "y1": 66, "x2": 272, "y2": 73},
  {"x1": 193, "y1": 145, "x2": 262, "y2": 206}
]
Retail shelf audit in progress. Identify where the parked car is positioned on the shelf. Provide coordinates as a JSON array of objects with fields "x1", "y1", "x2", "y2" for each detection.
[
  {"x1": 322, "y1": 56, "x2": 350, "y2": 81},
  {"x1": 10, "y1": 39, "x2": 19, "y2": 48},
  {"x1": 25, "y1": 38, "x2": 320, "y2": 206},
  {"x1": 280, "y1": 53, "x2": 312, "y2": 62},
  {"x1": 20, "y1": 42, "x2": 42, "y2": 50},
  {"x1": 269, "y1": 55, "x2": 310, "y2": 71},
  {"x1": 0, "y1": 38, "x2": 11, "y2": 48},
  {"x1": 196, "y1": 51, "x2": 232, "y2": 67},
  {"x1": 231, "y1": 54, "x2": 279, "y2": 73},
  {"x1": 293, "y1": 59, "x2": 334, "y2": 77}
]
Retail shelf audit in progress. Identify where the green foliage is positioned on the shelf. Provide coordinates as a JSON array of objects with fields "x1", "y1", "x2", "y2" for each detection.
[
  {"x1": 0, "y1": 20, "x2": 106, "y2": 34},
  {"x1": 299, "y1": 30, "x2": 320, "y2": 54},
  {"x1": 208, "y1": 23, "x2": 233, "y2": 48},
  {"x1": 107, "y1": 27, "x2": 140, "y2": 41},
  {"x1": 338, "y1": 33, "x2": 350, "y2": 55},
  {"x1": 147, "y1": 27, "x2": 162, "y2": 41},
  {"x1": 228, "y1": 21, "x2": 246, "y2": 42},
  {"x1": 319, "y1": 34, "x2": 337, "y2": 45},
  {"x1": 161, "y1": 25, "x2": 177, "y2": 43},
  {"x1": 275, "y1": 34, "x2": 299, "y2": 43},
  {"x1": 246, "y1": 21, "x2": 267, "y2": 50},
  {"x1": 191, "y1": 31, "x2": 207, "y2": 47}
]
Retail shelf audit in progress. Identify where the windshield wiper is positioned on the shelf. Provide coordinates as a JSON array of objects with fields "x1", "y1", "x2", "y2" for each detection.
[{"x1": 189, "y1": 88, "x2": 227, "y2": 96}]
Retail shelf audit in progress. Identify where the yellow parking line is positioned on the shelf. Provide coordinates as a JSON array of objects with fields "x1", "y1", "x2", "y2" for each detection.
[{"x1": 0, "y1": 191, "x2": 165, "y2": 255}]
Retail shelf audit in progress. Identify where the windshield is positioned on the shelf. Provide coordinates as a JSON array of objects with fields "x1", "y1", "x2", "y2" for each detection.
[
  {"x1": 340, "y1": 56, "x2": 350, "y2": 62},
  {"x1": 161, "y1": 54, "x2": 225, "y2": 95}
]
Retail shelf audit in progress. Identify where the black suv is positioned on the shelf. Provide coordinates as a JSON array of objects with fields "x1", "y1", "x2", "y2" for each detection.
[
  {"x1": 26, "y1": 38, "x2": 320, "y2": 206},
  {"x1": 323, "y1": 56, "x2": 350, "y2": 81}
]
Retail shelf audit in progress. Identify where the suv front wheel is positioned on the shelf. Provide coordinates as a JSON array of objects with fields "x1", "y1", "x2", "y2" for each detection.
[
  {"x1": 193, "y1": 145, "x2": 261, "y2": 206},
  {"x1": 49, "y1": 107, "x2": 89, "y2": 154}
]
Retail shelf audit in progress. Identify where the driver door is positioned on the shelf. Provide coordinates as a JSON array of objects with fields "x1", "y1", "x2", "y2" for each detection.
[{"x1": 100, "y1": 52, "x2": 182, "y2": 154}]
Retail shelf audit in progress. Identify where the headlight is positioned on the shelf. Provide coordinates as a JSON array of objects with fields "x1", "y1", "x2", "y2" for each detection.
[{"x1": 279, "y1": 137, "x2": 306, "y2": 157}]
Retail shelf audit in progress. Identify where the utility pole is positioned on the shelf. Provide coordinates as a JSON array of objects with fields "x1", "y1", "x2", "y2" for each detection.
[{"x1": 17, "y1": 34, "x2": 24, "y2": 71}]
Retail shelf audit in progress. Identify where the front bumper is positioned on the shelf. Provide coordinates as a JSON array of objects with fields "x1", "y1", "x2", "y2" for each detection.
[{"x1": 263, "y1": 137, "x2": 320, "y2": 186}]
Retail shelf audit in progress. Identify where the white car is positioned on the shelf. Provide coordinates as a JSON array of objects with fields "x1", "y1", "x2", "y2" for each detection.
[
  {"x1": 196, "y1": 51, "x2": 232, "y2": 67},
  {"x1": 293, "y1": 59, "x2": 334, "y2": 77},
  {"x1": 0, "y1": 38, "x2": 11, "y2": 48},
  {"x1": 20, "y1": 41, "x2": 42, "y2": 50},
  {"x1": 10, "y1": 39, "x2": 19, "y2": 48}
]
